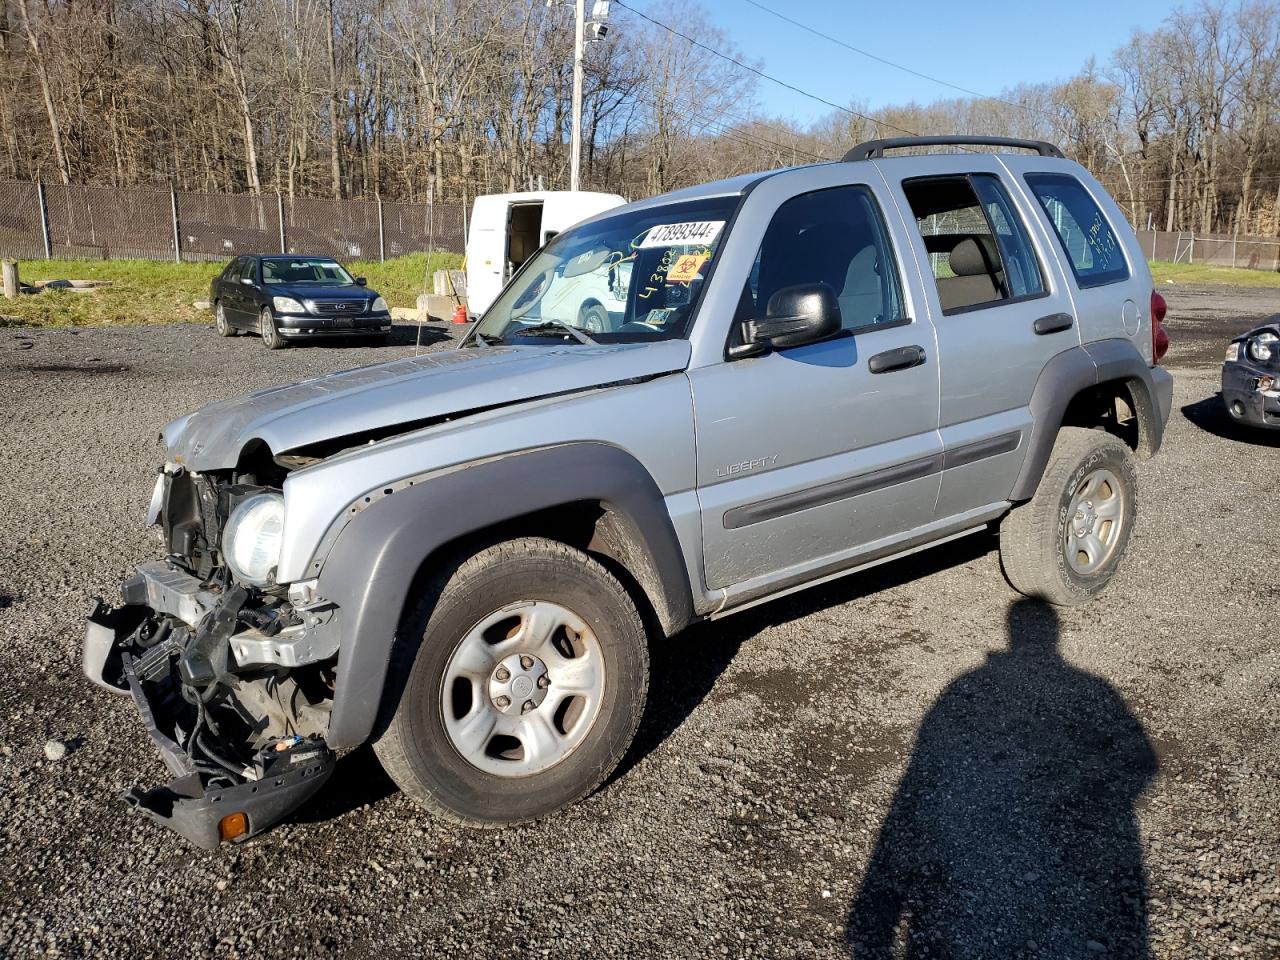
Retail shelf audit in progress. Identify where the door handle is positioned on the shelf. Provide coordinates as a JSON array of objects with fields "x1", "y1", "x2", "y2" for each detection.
[
  {"x1": 868, "y1": 344, "x2": 926, "y2": 374},
  {"x1": 1033, "y1": 312, "x2": 1074, "y2": 335}
]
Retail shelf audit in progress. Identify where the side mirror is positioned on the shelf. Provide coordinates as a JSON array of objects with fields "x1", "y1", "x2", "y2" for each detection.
[
  {"x1": 735, "y1": 283, "x2": 842, "y2": 356},
  {"x1": 355, "y1": 276, "x2": 368, "y2": 286},
  {"x1": 240, "y1": 276, "x2": 255, "y2": 286}
]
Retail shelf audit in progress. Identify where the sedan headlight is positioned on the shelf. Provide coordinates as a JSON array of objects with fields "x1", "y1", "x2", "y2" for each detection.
[
  {"x1": 223, "y1": 493, "x2": 285, "y2": 587},
  {"x1": 272, "y1": 296, "x2": 305, "y2": 313},
  {"x1": 371, "y1": 296, "x2": 389, "y2": 313},
  {"x1": 1248, "y1": 331, "x2": 1278, "y2": 362}
]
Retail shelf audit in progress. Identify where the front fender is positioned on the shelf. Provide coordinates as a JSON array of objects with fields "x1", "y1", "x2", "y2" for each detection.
[{"x1": 314, "y1": 442, "x2": 694, "y2": 749}]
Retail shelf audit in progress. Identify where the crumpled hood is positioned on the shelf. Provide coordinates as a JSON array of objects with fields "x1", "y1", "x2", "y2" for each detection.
[{"x1": 163, "y1": 341, "x2": 691, "y2": 470}]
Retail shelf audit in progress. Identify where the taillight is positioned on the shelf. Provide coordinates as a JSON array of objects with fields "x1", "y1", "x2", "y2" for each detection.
[{"x1": 1150, "y1": 290, "x2": 1169, "y2": 365}]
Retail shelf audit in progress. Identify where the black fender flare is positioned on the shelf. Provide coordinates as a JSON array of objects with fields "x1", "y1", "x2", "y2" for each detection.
[
  {"x1": 1010, "y1": 340, "x2": 1170, "y2": 502},
  {"x1": 314, "y1": 442, "x2": 695, "y2": 749}
]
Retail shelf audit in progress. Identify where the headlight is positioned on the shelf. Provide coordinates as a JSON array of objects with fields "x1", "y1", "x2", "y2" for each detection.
[
  {"x1": 1248, "y1": 331, "x2": 1278, "y2": 362},
  {"x1": 223, "y1": 493, "x2": 285, "y2": 587},
  {"x1": 1225, "y1": 342, "x2": 1240, "y2": 362},
  {"x1": 372, "y1": 296, "x2": 389, "y2": 313},
  {"x1": 273, "y1": 296, "x2": 305, "y2": 313}
]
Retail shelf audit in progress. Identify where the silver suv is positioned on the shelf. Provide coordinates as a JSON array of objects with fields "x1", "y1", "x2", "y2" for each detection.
[{"x1": 85, "y1": 136, "x2": 1174, "y2": 848}]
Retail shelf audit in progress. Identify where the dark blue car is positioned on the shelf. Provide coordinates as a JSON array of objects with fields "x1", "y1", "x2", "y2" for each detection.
[{"x1": 210, "y1": 255, "x2": 393, "y2": 349}]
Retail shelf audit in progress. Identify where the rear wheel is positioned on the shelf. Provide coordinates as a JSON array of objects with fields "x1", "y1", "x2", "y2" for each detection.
[
  {"x1": 259, "y1": 307, "x2": 287, "y2": 350},
  {"x1": 999, "y1": 427, "x2": 1138, "y2": 606},
  {"x1": 373, "y1": 537, "x2": 649, "y2": 827},
  {"x1": 214, "y1": 302, "x2": 237, "y2": 337}
]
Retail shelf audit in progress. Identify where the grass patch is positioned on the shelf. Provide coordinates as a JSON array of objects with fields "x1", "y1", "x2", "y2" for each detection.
[
  {"x1": 1150, "y1": 260, "x2": 1280, "y2": 288},
  {"x1": 0, "y1": 251, "x2": 461, "y2": 328}
]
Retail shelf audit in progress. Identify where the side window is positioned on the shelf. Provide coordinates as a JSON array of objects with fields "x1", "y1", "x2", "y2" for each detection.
[
  {"x1": 222, "y1": 258, "x2": 242, "y2": 280},
  {"x1": 239, "y1": 259, "x2": 257, "y2": 284},
  {"x1": 748, "y1": 185, "x2": 906, "y2": 333},
  {"x1": 1025, "y1": 173, "x2": 1129, "y2": 288},
  {"x1": 903, "y1": 175, "x2": 1045, "y2": 314}
]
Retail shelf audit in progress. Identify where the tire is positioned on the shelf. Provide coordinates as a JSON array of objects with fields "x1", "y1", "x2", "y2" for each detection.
[
  {"x1": 214, "y1": 302, "x2": 237, "y2": 337},
  {"x1": 259, "y1": 307, "x2": 287, "y2": 349},
  {"x1": 999, "y1": 427, "x2": 1138, "y2": 606},
  {"x1": 578, "y1": 302, "x2": 611, "y2": 334},
  {"x1": 373, "y1": 537, "x2": 649, "y2": 827}
]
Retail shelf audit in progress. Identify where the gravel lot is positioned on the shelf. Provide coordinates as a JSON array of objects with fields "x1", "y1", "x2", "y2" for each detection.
[{"x1": 1, "y1": 286, "x2": 1277, "y2": 959}]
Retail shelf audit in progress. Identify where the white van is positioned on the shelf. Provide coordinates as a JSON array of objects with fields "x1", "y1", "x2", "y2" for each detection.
[{"x1": 464, "y1": 191, "x2": 625, "y2": 318}]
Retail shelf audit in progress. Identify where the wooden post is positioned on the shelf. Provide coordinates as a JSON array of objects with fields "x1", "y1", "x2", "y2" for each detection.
[{"x1": 2, "y1": 259, "x2": 18, "y2": 299}]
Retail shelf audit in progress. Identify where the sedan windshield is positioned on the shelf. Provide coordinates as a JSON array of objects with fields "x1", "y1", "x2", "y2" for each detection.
[
  {"x1": 262, "y1": 257, "x2": 354, "y2": 284},
  {"x1": 474, "y1": 196, "x2": 741, "y2": 344}
]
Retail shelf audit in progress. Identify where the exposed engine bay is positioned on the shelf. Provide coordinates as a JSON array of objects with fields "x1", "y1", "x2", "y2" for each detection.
[{"x1": 85, "y1": 461, "x2": 337, "y2": 849}]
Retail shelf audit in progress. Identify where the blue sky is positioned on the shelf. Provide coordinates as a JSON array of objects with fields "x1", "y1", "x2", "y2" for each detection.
[{"x1": 648, "y1": 0, "x2": 1182, "y2": 124}]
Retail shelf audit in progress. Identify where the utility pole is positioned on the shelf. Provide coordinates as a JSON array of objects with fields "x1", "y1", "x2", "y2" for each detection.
[
  {"x1": 569, "y1": 0, "x2": 585, "y2": 192},
  {"x1": 563, "y1": 0, "x2": 610, "y2": 192}
]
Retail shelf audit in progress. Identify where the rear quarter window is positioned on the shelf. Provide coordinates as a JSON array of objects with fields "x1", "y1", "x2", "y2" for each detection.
[{"x1": 1025, "y1": 173, "x2": 1129, "y2": 288}]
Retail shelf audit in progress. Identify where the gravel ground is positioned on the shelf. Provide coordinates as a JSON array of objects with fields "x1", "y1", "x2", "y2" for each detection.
[{"x1": 0, "y1": 287, "x2": 1277, "y2": 959}]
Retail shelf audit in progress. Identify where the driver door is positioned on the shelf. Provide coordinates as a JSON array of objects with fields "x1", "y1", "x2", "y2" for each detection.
[{"x1": 689, "y1": 182, "x2": 942, "y2": 593}]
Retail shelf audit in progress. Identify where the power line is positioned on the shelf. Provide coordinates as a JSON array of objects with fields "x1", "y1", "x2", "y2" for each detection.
[
  {"x1": 736, "y1": 0, "x2": 1037, "y2": 116},
  {"x1": 612, "y1": 0, "x2": 920, "y2": 138}
]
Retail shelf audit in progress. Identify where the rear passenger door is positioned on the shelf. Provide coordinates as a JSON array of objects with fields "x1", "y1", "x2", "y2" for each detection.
[
  {"x1": 231, "y1": 257, "x2": 260, "y2": 324},
  {"x1": 884, "y1": 157, "x2": 1079, "y2": 518},
  {"x1": 690, "y1": 180, "x2": 942, "y2": 592}
]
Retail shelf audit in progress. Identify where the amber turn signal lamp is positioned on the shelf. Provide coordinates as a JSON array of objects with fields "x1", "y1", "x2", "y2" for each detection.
[{"x1": 219, "y1": 812, "x2": 248, "y2": 842}]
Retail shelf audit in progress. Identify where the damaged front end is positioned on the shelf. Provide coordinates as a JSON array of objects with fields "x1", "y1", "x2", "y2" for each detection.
[
  {"x1": 1223, "y1": 323, "x2": 1280, "y2": 430},
  {"x1": 84, "y1": 464, "x2": 337, "y2": 849}
]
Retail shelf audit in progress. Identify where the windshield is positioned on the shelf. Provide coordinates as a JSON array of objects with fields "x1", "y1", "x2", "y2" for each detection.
[
  {"x1": 262, "y1": 257, "x2": 354, "y2": 285},
  {"x1": 474, "y1": 196, "x2": 740, "y2": 344}
]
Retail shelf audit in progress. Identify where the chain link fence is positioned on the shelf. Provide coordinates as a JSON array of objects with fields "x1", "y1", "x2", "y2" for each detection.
[
  {"x1": 0, "y1": 180, "x2": 465, "y2": 262},
  {"x1": 1136, "y1": 229, "x2": 1280, "y2": 272}
]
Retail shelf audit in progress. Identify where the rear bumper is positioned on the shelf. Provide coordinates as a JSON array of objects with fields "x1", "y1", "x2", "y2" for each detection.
[
  {"x1": 1222, "y1": 360, "x2": 1280, "y2": 429},
  {"x1": 85, "y1": 576, "x2": 335, "y2": 850}
]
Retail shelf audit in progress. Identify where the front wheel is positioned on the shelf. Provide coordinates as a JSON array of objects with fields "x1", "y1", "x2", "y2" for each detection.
[
  {"x1": 373, "y1": 537, "x2": 649, "y2": 827},
  {"x1": 259, "y1": 307, "x2": 287, "y2": 350},
  {"x1": 999, "y1": 427, "x2": 1138, "y2": 606}
]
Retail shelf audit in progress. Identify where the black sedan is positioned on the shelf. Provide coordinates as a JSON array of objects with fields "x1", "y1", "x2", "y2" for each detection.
[
  {"x1": 210, "y1": 255, "x2": 392, "y2": 349},
  {"x1": 1222, "y1": 317, "x2": 1280, "y2": 430}
]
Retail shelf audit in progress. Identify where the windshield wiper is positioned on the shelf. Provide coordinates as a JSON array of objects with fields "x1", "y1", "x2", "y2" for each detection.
[{"x1": 514, "y1": 319, "x2": 597, "y2": 345}]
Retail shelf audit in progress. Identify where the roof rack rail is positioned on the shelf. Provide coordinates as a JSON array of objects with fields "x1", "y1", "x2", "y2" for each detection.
[{"x1": 843, "y1": 136, "x2": 1065, "y2": 162}]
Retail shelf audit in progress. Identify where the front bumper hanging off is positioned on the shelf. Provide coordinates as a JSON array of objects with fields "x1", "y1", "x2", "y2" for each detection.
[{"x1": 85, "y1": 569, "x2": 336, "y2": 850}]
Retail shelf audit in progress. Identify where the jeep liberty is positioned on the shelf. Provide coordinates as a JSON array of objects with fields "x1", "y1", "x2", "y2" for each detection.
[{"x1": 84, "y1": 136, "x2": 1174, "y2": 848}]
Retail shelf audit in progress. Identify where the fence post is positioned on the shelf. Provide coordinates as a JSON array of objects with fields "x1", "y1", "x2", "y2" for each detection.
[
  {"x1": 35, "y1": 181, "x2": 52, "y2": 259},
  {"x1": 376, "y1": 196, "x2": 385, "y2": 262},
  {"x1": 169, "y1": 184, "x2": 181, "y2": 263},
  {"x1": 277, "y1": 192, "x2": 286, "y2": 253}
]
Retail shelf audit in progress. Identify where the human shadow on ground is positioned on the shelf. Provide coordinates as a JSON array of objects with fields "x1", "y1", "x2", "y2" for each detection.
[
  {"x1": 845, "y1": 599, "x2": 1158, "y2": 959},
  {"x1": 1182, "y1": 394, "x2": 1280, "y2": 448}
]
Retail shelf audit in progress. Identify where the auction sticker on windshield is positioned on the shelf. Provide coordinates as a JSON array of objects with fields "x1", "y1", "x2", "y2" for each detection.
[{"x1": 639, "y1": 221, "x2": 724, "y2": 249}]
